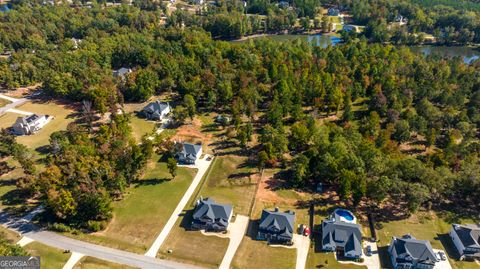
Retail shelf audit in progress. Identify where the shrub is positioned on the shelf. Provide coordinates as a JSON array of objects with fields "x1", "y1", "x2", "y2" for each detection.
[{"x1": 51, "y1": 223, "x2": 72, "y2": 233}]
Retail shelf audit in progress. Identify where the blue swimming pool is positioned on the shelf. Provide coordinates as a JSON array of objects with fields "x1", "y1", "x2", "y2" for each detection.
[{"x1": 335, "y1": 209, "x2": 354, "y2": 221}]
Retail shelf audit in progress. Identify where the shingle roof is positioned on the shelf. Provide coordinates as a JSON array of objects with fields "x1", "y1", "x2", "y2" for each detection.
[
  {"x1": 15, "y1": 114, "x2": 43, "y2": 125},
  {"x1": 322, "y1": 220, "x2": 362, "y2": 257},
  {"x1": 390, "y1": 235, "x2": 438, "y2": 264},
  {"x1": 177, "y1": 142, "x2": 202, "y2": 161},
  {"x1": 143, "y1": 100, "x2": 170, "y2": 114},
  {"x1": 259, "y1": 209, "x2": 295, "y2": 234},
  {"x1": 192, "y1": 198, "x2": 232, "y2": 224},
  {"x1": 452, "y1": 224, "x2": 480, "y2": 248}
]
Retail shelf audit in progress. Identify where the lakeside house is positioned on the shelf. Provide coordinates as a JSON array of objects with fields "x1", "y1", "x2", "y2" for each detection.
[
  {"x1": 321, "y1": 209, "x2": 362, "y2": 260},
  {"x1": 191, "y1": 197, "x2": 233, "y2": 232},
  {"x1": 388, "y1": 234, "x2": 438, "y2": 269},
  {"x1": 142, "y1": 100, "x2": 171, "y2": 121},
  {"x1": 12, "y1": 114, "x2": 50, "y2": 135},
  {"x1": 175, "y1": 142, "x2": 202, "y2": 165},
  {"x1": 450, "y1": 224, "x2": 480, "y2": 261},
  {"x1": 257, "y1": 208, "x2": 295, "y2": 245}
]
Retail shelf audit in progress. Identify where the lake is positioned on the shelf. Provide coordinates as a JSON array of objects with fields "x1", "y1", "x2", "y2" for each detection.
[{"x1": 237, "y1": 34, "x2": 479, "y2": 64}]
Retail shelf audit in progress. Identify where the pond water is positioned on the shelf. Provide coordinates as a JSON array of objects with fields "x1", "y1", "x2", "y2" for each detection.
[
  {"x1": 0, "y1": 4, "x2": 11, "y2": 12},
  {"x1": 238, "y1": 34, "x2": 479, "y2": 64}
]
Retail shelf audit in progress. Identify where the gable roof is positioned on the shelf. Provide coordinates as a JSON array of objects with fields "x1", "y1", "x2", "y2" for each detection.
[
  {"x1": 452, "y1": 224, "x2": 480, "y2": 248},
  {"x1": 259, "y1": 208, "x2": 295, "y2": 234},
  {"x1": 192, "y1": 198, "x2": 232, "y2": 224},
  {"x1": 15, "y1": 114, "x2": 44, "y2": 125},
  {"x1": 322, "y1": 220, "x2": 362, "y2": 257},
  {"x1": 143, "y1": 101, "x2": 170, "y2": 115},
  {"x1": 177, "y1": 142, "x2": 202, "y2": 160},
  {"x1": 113, "y1": 67, "x2": 132, "y2": 77},
  {"x1": 390, "y1": 235, "x2": 439, "y2": 264}
]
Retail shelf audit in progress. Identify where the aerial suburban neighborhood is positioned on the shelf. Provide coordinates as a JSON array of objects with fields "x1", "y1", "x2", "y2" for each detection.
[{"x1": 0, "y1": 0, "x2": 479, "y2": 269}]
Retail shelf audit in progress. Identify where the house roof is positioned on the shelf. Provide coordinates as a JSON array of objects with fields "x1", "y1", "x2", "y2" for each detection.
[
  {"x1": 177, "y1": 142, "x2": 202, "y2": 161},
  {"x1": 113, "y1": 67, "x2": 131, "y2": 77},
  {"x1": 390, "y1": 235, "x2": 439, "y2": 264},
  {"x1": 452, "y1": 224, "x2": 480, "y2": 249},
  {"x1": 259, "y1": 208, "x2": 295, "y2": 234},
  {"x1": 192, "y1": 198, "x2": 232, "y2": 224},
  {"x1": 322, "y1": 220, "x2": 362, "y2": 257},
  {"x1": 143, "y1": 100, "x2": 170, "y2": 115},
  {"x1": 15, "y1": 114, "x2": 44, "y2": 125}
]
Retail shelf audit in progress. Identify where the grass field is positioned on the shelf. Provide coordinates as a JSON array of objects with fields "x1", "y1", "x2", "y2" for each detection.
[
  {"x1": 231, "y1": 235, "x2": 296, "y2": 269},
  {"x1": 0, "y1": 98, "x2": 11, "y2": 108},
  {"x1": 198, "y1": 154, "x2": 257, "y2": 216},
  {"x1": 0, "y1": 225, "x2": 21, "y2": 243},
  {"x1": 376, "y1": 211, "x2": 479, "y2": 269},
  {"x1": 0, "y1": 101, "x2": 75, "y2": 151},
  {"x1": 63, "y1": 155, "x2": 196, "y2": 253},
  {"x1": 129, "y1": 115, "x2": 156, "y2": 142},
  {"x1": 24, "y1": 242, "x2": 70, "y2": 269},
  {"x1": 74, "y1": 257, "x2": 138, "y2": 269}
]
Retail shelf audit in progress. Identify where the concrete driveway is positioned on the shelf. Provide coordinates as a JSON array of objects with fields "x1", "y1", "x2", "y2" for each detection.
[
  {"x1": 433, "y1": 249, "x2": 452, "y2": 269},
  {"x1": 219, "y1": 215, "x2": 249, "y2": 269},
  {"x1": 336, "y1": 240, "x2": 380, "y2": 269},
  {"x1": 145, "y1": 155, "x2": 214, "y2": 257},
  {"x1": 293, "y1": 234, "x2": 310, "y2": 269}
]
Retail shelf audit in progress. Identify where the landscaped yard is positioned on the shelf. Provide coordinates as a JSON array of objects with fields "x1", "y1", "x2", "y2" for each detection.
[
  {"x1": 74, "y1": 257, "x2": 137, "y2": 269},
  {"x1": 129, "y1": 115, "x2": 156, "y2": 142},
  {"x1": 24, "y1": 242, "x2": 70, "y2": 269},
  {"x1": 62, "y1": 155, "x2": 197, "y2": 253},
  {"x1": 307, "y1": 250, "x2": 367, "y2": 269},
  {"x1": 376, "y1": 210, "x2": 479, "y2": 269},
  {"x1": 0, "y1": 98, "x2": 11, "y2": 108}
]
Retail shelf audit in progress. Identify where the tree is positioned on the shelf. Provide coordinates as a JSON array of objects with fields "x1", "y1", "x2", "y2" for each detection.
[
  {"x1": 183, "y1": 94, "x2": 196, "y2": 120},
  {"x1": 123, "y1": 69, "x2": 159, "y2": 102},
  {"x1": 167, "y1": 157, "x2": 178, "y2": 180},
  {"x1": 258, "y1": 151, "x2": 268, "y2": 171},
  {"x1": 393, "y1": 120, "x2": 411, "y2": 143},
  {"x1": 291, "y1": 154, "x2": 309, "y2": 187},
  {"x1": 367, "y1": 176, "x2": 391, "y2": 204},
  {"x1": 172, "y1": 105, "x2": 189, "y2": 125},
  {"x1": 341, "y1": 91, "x2": 353, "y2": 123},
  {"x1": 339, "y1": 169, "x2": 355, "y2": 201}
]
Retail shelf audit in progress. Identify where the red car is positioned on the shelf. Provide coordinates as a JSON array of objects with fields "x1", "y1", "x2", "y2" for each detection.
[{"x1": 303, "y1": 226, "x2": 310, "y2": 236}]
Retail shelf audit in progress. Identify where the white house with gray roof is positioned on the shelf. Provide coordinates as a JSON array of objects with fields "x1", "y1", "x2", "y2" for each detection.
[
  {"x1": 12, "y1": 114, "x2": 49, "y2": 135},
  {"x1": 113, "y1": 67, "x2": 132, "y2": 78},
  {"x1": 175, "y1": 142, "x2": 202, "y2": 165},
  {"x1": 450, "y1": 224, "x2": 480, "y2": 261},
  {"x1": 321, "y1": 215, "x2": 363, "y2": 260},
  {"x1": 142, "y1": 100, "x2": 171, "y2": 121},
  {"x1": 388, "y1": 234, "x2": 438, "y2": 269},
  {"x1": 257, "y1": 208, "x2": 295, "y2": 244},
  {"x1": 191, "y1": 197, "x2": 233, "y2": 232}
]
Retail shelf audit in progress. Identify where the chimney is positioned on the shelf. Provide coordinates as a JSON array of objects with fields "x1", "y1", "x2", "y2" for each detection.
[{"x1": 274, "y1": 207, "x2": 279, "y2": 212}]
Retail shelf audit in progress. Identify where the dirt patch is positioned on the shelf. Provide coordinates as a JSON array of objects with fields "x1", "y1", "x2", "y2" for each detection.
[
  {"x1": 171, "y1": 117, "x2": 215, "y2": 153},
  {"x1": 1, "y1": 84, "x2": 41, "y2": 98},
  {"x1": 256, "y1": 172, "x2": 297, "y2": 206}
]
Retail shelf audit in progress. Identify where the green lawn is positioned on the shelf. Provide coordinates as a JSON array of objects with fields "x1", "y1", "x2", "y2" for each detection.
[
  {"x1": 198, "y1": 154, "x2": 257, "y2": 216},
  {"x1": 0, "y1": 225, "x2": 21, "y2": 243},
  {"x1": 0, "y1": 112, "x2": 19, "y2": 129},
  {"x1": 74, "y1": 257, "x2": 138, "y2": 269},
  {"x1": 231, "y1": 235, "x2": 296, "y2": 269},
  {"x1": 376, "y1": 211, "x2": 479, "y2": 269},
  {"x1": 307, "y1": 251, "x2": 367, "y2": 269},
  {"x1": 129, "y1": 115, "x2": 156, "y2": 142},
  {"x1": 63, "y1": 155, "x2": 196, "y2": 253},
  {"x1": 24, "y1": 242, "x2": 70, "y2": 269},
  {"x1": 13, "y1": 101, "x2": 75, "y2": 150}
]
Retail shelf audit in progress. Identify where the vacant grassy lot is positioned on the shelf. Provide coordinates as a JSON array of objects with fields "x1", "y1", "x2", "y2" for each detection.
[
  {"x1": 231, "y1": 235, "x2": 296, "y2": 269},
  {"x1": 74, "y1": 257, "x2": 137, "y2": 269},
  {"x1": 24, "y1": 242, "x2": 70, "y2": 269},
  {"x1": 159, "y1": 210, "x2": 229, "y2": 269},
  {"x1": 63, "y1": 155, "x2": 196, "y2": 253},
  {"x1": 376, "y1": 211, "x2": 479, "y2": 269},
  {"x1": 11, "y1": 101, "x2": 75, "y2": 150}
]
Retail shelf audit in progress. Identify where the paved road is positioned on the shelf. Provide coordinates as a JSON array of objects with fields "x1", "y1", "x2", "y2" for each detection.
[
  {"x1": 219, "y1": 215, "x2": 249, "y2": 269},
  {"x1": 0, "y1": 94, "x2": 28, "y2": 115},
  {"x1": 145, "y1": 155, "x2": 214, "y2": 257},
  {"x1": 62, "y1": 252, "x2": 84, "y2": 269},
  {"x1": 293, "y1": 234, "x2": 310, "y2": 269},
  {"x1": 0, "y1": 211, "x2": 200, "y2": 269}
]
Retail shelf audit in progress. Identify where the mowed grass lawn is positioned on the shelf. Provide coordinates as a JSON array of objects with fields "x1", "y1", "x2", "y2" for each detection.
[
  {"x1": 159, "y1": 210, "x2": 229, "y2": 269},
  {"x1": 24, "y1": 242, "x2": 70, "y2": 269},
  {"x1": 0, "y1": 98, "x2": 11, "y2": 107},
  {"x1": 307, "y1": 251, "x2": 367, "y2": 269},
  {"x1": 198, "y1": 154, "x2": 257, "y2": 215},
  {"x1": 68, "y1": 155, "x2": 197, "y2": 253},
  {"x1": 231, "y1": 235, "x2": 296, "y2": 269},
  {"x1": 0, "y1": 101, "x2": 75, "y2": 151},
  {"x1": 74, "y1": 257, "x2": 138, "y2": 269},
  {"x1": 376, "y1": 210, "x2": 479, "y2": 269}
]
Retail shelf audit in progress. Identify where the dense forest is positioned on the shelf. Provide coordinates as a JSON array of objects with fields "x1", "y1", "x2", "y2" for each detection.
[{"x1": 0, "y1": 1, "x2": 479, "y2": 228}]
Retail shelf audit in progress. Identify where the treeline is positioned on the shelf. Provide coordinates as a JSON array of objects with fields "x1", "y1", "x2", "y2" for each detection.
[
  {"x1": 331, "y1": 0, "x2": 480, "y2": 44},
  {"x1": 0, "y1": 2, "x2": 479, "y2": 216}
]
